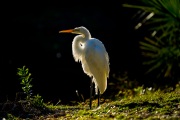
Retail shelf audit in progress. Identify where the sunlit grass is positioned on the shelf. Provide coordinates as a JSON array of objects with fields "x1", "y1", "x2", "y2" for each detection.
[
  {"x1": 28, "y1": 85, "x2": 180, "y2": 120},
  {"x1": 2, "y1": 66, "x2": 180, "y2": 119},
  {"x1": 52, "y1": 85, "x2": 180, "y2": 120},
  {"x1": 3, "y1": 85, "x2": 180, "y2": 119}
]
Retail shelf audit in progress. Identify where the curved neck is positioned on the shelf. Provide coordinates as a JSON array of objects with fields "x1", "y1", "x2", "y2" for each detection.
[
  {"x1": 81, "y1": 29, "x2": 91, "y2": 40},
  {"x1": 72, "y1": 29, "x2": 91, "y2": 62},
  {"x1": 72, "y1": 35, "x2": 86, "y2": 62}
]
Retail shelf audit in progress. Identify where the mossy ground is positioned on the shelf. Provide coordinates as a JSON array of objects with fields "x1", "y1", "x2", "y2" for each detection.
[{"x1": 2, "y1": 85, "x2": 180, "y2": 120}]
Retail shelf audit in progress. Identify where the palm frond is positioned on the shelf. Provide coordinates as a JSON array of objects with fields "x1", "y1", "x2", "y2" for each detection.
[
  {"x1": 159, "y1": 0, "x2": 180, "y2": 19},
  {"x1": 164, "y1": 64, "x2": 173, "y2": 77},
  {"x1": 144, "y1": 37, "x2": 160, "y2": 46},
  {"x1": 124, "y1": 0, "x2": 180, "y2": 80},
  {"x1": 139, "y1": 41, "x2": 160, "y2": 51},
  {"x1": 123, "y1": 0, "x2": 180, "y2": 35},
  {"x1": 145, "y1": 61, "x2": 162, "y2": 74},
  {"x1": 142, "y1": 59, "x2": 160, "y2": 65},
  {"x1": 141, "y1": 52, "x2": 158, "y2": 58}
]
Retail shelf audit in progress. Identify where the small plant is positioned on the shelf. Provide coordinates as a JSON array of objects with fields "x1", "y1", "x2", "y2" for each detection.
[
  {"x1": 17, "y1": 66, "x2": 44, "y2": 108},
  {"x1": 31, "y1": 94, "x2": 44, "y2": 108},
  {"x1": 6, "y1": 114, "x2": 18, "y2": 120},
  {"x1": 17, "y1": 65, "x2": 33, "y2": 100}
]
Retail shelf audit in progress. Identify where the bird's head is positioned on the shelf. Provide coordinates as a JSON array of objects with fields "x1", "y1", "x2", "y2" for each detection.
[{"x1": 59, "y1": 26, "x2": 88, "y2": 35}]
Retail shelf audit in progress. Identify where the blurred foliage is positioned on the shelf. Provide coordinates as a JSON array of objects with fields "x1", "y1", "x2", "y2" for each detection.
[
  {"x1": 140, "y1": 37, "x2": 180, "y2": 79},
  {"x1": 123, "y1": 0, "x2": 180, "y2": 83}
]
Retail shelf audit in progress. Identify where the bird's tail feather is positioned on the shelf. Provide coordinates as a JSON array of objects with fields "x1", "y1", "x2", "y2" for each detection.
[{"x1": 93, "y1": 74, "x2": 107, "y2": 94}]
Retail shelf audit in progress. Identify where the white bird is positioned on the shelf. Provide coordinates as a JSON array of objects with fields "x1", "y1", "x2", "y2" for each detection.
[{"x1": 59, "y1": 26, "x2": 110, "y2": 109}]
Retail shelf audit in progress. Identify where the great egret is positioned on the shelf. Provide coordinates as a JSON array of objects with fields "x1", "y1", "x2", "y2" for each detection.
[{"x1": 59, "y1": 26, "x2": 110, "y2": 109}]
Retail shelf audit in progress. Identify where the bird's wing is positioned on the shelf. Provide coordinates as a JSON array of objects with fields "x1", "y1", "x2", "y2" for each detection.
[{"x1": 83, "y1": 38, "x2": 109, "y2": 94}]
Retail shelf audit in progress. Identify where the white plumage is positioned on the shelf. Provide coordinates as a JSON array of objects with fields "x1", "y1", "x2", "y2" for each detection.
[{"x1": 59, "y1": 26, "x2": 110, "y2": 107}]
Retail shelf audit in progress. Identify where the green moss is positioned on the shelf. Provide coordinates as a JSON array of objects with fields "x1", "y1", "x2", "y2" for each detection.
[{"x1": 4, "y1": 86, "x2": 180, "y2": 119}]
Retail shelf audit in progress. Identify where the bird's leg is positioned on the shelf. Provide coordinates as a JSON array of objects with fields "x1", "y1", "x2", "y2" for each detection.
[
  {"x1": 97, "y1": 89, "x2": 100, "y2": 107},
  {"x1": 90, "y1": 78, "x2": 93, "y2": 109}
]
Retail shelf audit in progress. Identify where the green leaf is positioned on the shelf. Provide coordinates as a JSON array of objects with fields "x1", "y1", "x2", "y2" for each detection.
[
  {"x1": 143, "y1": 59, "x2": 160, "y2": 65},
  {"x1": 141, "y1": 52, "x2": 158, "y2": 58},
  {"x1": 159, "y1": 0, "x2": 180, "y2": 18},
  {"x1": 144, "y1": 37, "x2": 160, "y2": 46},
  {"x1": 145, "y1": 61, "x2": 162, "y2": 74},
  {"x1": 164, "y1": 64, "x2": 173, "y2": 77},
  {"x1": 139, "y1": 41, "x2": 160, "y2": 51}
]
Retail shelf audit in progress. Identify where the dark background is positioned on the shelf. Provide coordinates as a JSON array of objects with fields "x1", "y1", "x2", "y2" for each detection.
[{"x1": 0, "y1": 1, "x2": 144, "y2": 104}]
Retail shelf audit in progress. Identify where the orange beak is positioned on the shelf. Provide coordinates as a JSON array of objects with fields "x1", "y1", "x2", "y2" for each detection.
[{"x1": 59, "y1": 29, "x2": 74, "y2": 33}]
